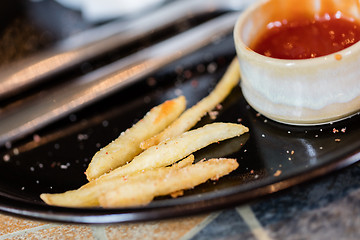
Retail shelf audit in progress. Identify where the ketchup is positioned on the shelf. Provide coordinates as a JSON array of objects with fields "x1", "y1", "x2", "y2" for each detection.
[{"x1": 250, "y1": 14, "x2": 360, "y2": 59}]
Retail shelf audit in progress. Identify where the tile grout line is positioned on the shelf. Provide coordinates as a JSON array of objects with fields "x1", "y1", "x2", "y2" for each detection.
[
  {"x1": 179, "y1": 211, "x2": 221, "y2": 240},
  {"x1": 236, "y1": 205, "x2": 274, "y2": 240},
  {"x1": 0, "y1": 223, "x2": 59, "y2": 240},
  {"x1": 90, "y1": 225, "x2": 109, "y2": 240}
]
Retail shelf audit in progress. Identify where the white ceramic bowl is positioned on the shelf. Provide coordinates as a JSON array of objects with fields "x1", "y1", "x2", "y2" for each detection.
[{"x1": 234, "y1": 0, "x2": 360, "y2": 125}]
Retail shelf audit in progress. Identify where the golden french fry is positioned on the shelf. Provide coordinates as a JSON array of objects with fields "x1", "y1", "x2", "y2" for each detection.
[
  {"x1": 40, "y1": 123, "x2": 248, "y2": 207},
  {"x1": 140, "y1": 58, "x2": 241, "y2": 149},
  {"x1": 195, "y1": 133, "x2": 249, "y2": 160},
  {"x1": 99, "y1": 158, "x2": 239, "y2": 207},
  {"x1": 103, "y1": 122, "x2": 247, "y2": 180},
  {"x1": 40, "y1": 155, "x2": 195, "y2": 207},
  {"x1": 85, "y1": 95, "x2": 186, "y2": 181},
  {"x1": 171, "y1": 154, "x2": 195, "y2": 169}
]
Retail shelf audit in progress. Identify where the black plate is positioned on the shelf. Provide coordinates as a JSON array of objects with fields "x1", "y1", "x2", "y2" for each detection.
[{"x1": 0, "y1": 34, "x2": 360, "y2": 224}]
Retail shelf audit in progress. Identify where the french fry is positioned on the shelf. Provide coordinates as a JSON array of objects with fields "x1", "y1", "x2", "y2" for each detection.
[
  {"x1": 41, "y1": 58, "x2": 249, "y2": 209},
  {"x1": 40, "y1": 155, "x2": 195, "y2": 207},
  {"x1": 40, "y1": 123, "x2": 248, "y2": 207},
  {"x1": 171, "y1": 154, "x2": 195, "y2": 169},
  {"x1": 101, "y1": 122, "x2": 247, "y2": 180},
  {"x1": 85, "y1": 95, "x2": 186, "y2": 181},
  {"x1": 140, "y1": 58, "x2": 241, "y2": 149},
  {"x1": 99, "y1": 158, "x2": 239, "y2": 207},
  {"x1": 195, "y1": 133, "x2": 249, "y2": 160}
]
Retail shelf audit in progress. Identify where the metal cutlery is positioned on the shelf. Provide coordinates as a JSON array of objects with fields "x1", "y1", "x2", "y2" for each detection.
[{"x1": 0, "y1": 0, "x2": 253, "y2": 99}]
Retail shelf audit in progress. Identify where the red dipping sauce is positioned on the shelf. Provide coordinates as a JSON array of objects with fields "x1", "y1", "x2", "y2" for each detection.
[{"x1": 251, "y1": 14, "x2": 360, "y2": 59}]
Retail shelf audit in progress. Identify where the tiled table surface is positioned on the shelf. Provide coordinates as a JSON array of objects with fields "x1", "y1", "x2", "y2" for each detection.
[
  {"x1": 1, "y1": 2, "x2": 360, "y2": 240},
  {"x1": 1, "y1": 161, "x2": 359, "y2": 240}
]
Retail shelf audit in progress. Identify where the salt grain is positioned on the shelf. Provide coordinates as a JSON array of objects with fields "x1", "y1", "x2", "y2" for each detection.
[
  {"x1": 33, "y1": 134, "x2": 41, "y2": 143},
  {"x1": 207, "y1": 62, "x2": 217, "y2": 73},
  {"x1": 77, "y1": 134, "x2": 89, "y2": 141},
  {"x1": 60, "y1": 164, "x2": 68, "y2": 169},
  {"x1": 216, "y1": 104, "x2": 223, "y2": 110},
  {"x1": 3, "y1": 154, "x2": 10, "y2": 162},
  {"x1": 174, "y1": 88, "x2": 183, "y2": 96},
  {"x1": 13, "y1": 148, "x2": 19, "y2": 155},
  {"x1": 184, "y1": 70, "x2": 192, "y2": 79},
  {"x1": 208, "y1": 111, "x2": 219, "y2": 120},
  {"x1": 191, "y1": 79, "x2": 199, "y2": 88},
  {"x1": 274, "y1": 170, "x2": 282, "y2": 176}
]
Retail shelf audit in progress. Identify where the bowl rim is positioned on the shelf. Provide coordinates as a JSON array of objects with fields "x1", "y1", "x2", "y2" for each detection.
[{"x1": 233, "y1": 0, "x2": 360, "y2": 66}]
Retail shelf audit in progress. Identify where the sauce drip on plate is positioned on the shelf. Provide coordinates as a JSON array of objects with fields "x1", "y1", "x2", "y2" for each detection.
[{"x1": 251, "y1": 14, "x2": 360, "y2": 59}]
